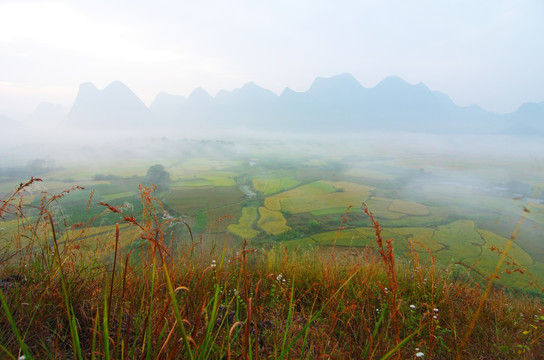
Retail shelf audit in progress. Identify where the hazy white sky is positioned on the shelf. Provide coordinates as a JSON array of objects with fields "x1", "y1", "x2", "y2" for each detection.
[{"x1": 1, "y1": 0, "x2": 543, "y2": 119}]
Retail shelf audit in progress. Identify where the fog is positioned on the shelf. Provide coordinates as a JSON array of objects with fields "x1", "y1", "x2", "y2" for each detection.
[
  {"x1": 2, "y1": 121, "x2": 543, "y2": 286},
  {"x1": 2, "y1": 124, "x2": 542, "y2": 203},
  {"x1": 2, "y1": 124, "x2": 543, "y2": 163}
]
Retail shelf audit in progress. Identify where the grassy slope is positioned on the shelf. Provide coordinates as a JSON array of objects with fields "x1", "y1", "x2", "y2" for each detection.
[{"x1": 1, "y1": 181, "x2": 543, "y2": 359}]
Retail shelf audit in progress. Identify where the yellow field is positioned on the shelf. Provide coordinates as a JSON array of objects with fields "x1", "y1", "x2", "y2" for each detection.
[
  {"x1": 253, "y1": 177, "x2": 300, "y2": 195},
  {"x1": 264, "y1": 197, "x2": 282, "y2": 211},
  {"x1": 173, "y1": 171, "x2": 237, "y2": 187},
  {"x1": 361, "y1": 197, "x2": 406, "y2": 220},
  {"x1": 320, "y1": 181, "x2": 373, "y2": 194},
  {"x1": 228, "y1": 207, "x2": 260, "y2": 239},
  {"x1": 257, "y1": 207, "x2": 290, "y2": 235},
  {"x1": 388, "y1": 200, "x2": 429, "y2": 216},
  {"x1": 264, "y1": 181, "x2": 373, "y2": 214},
  {"x1": 1, "y1": 221, "x2": 139, "y2": 256}
]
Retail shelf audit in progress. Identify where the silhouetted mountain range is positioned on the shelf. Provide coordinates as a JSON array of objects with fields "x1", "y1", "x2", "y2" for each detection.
[
  {"x1": 1, "y1": 114, "x2": 18, "y2": 127},
  {"x1": 61, "y1": 74, "x2": 543, "y2": 135},
  {"x1": 65, "y1": 81, "x2": 151, "y2": 126},
  {"x1": 26, "y1": 102, "x2": 64, "y2": 127}
]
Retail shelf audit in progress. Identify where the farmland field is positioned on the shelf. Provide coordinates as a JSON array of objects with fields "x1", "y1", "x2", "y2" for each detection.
[
  {"x1": 1, "y1": 140, "x2": 543, "y2": 293},
  {"x1": 253, "y1": 177, "x2": 300, "y2": 195},
  {"x1": 258, "y1": 207, "x2": 290, "y2": 235},
  {"x1": 228, "y1": 206, "x2": 260, "y2": 239},
  {"x1": 264, "y1": 180, "x2": 372, "y2": 214}
]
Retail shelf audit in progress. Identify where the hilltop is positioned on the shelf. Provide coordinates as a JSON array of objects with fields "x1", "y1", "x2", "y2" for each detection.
[
  {"x1": 0, "y1": 179, "x2": 543, "y2": 359},
  {"x1": 47, "y1": 74, "x2": 544, "y2": 135}
]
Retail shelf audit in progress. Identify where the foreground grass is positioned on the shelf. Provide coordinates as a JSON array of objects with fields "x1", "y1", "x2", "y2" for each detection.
[{"x1": 1, "y1": 179, "x2": 543, "y2": 359}]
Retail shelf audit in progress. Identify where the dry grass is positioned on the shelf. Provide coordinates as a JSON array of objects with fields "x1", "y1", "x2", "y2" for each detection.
[{"x1": 0, "y1": 180, "x2": 543, "y2": 359}]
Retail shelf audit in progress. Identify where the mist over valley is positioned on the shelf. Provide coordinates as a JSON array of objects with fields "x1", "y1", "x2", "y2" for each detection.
[{"x1": 2, "y1": 1, "x2": 544, "y2": 357}]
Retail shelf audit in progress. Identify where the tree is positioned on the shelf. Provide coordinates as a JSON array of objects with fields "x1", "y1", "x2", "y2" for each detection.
[{"x1": 143, "y1": 164, "x2": 171, "y2": 192}]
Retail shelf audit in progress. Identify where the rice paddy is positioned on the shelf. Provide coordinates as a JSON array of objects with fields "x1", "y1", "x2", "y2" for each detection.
[
  {"x1": 2, "y1": 152, "x2": 543, "y2": 293},
  {"x1": 264, "y1": 180, "x2": 372, "y2": 214},
  {"x1": 253, "y1": 176, "x2": 300, "y2": 195},
  {"x1": 257, "y1": 206, "x2": 290, "y2": 234},
  {"x1": 227, "y1": 206, "x2": 260, "y2": 239},
  {"x1": 388, "y1": 199, "x2": 430, "y2": 215},
  {"x1": 432, "y1": 220, "x2": 485, "y2": 263}
]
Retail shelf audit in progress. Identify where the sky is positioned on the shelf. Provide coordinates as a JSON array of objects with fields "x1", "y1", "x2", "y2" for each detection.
[{"x1": 1, "y1": 0, "x2": 543, "y2": 120}]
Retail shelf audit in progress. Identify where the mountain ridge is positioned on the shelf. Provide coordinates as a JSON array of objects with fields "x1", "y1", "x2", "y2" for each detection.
[{"x1": 60, "y1": 74, "x2": 543, "y2": 134}]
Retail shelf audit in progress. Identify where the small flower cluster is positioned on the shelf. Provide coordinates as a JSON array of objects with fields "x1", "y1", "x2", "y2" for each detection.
[
  {"x1": 276, "y1": 273, "x2": 286, "y2": 283},
  {"x1": 211, "y1": 260, "x2": 217, "y2": 268}
]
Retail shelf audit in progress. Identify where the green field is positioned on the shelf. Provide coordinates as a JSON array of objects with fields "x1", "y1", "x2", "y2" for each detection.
[{"x1": 2, "y1": 148, "x2": 543, "y2": 293}]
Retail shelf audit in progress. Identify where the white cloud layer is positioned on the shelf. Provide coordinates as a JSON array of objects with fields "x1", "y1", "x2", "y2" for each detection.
[{"x1": 0, "y1": 0, "x2": 543, "y2": 119}]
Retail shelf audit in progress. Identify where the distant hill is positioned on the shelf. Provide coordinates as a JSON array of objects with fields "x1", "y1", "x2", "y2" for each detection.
[
  {"x1": 61, "y1": 74, "x2": 543, "y2": 135},
  {"x1": 26, "y1": 102, "x2": 64, "y2": 127},
  {"x1": 504, "y1": 101, "x2": 544, "y2": 136},
  {"x1": 65, "y1": 81, "x2": 152, "y2": 127},
  {"x1": 0, "y1": 114, "x2": 20, "y2": 127},
  {"x1": 149, "y1": 92, "x2": 186, "y2": 124}
]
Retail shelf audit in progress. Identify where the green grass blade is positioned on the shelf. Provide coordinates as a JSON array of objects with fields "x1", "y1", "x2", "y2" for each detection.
[
  {"x1": 378, "y1": 327, "x2": 420, "y2": 360},
  {"x1": 162, "y1": 261, "x2": 195, "y2": 360},
  {"x1": 281, "y1": 274, "x2": 296, "y2": 355},
  {"x1": 277, "y1": 266, "x2": 362, "y2": 360},
  {"x1": 0, "y1": 288, "x2": 34, "y2": 360},
  {"x1": 90, "y1": 308, "x2": 99, "y2": 360},
  {"x1": 103, "y1": 285, "x2": 111, "y2": 360},
  {"x1": 199, "y1": 283, "x2": 221, "y2": 360},
  {"x1": 363, "y1": 302, "x2": 388, "y2": 359},
  {"x1": 0, "y1": 341, "x2": 18, "y2": 359}
]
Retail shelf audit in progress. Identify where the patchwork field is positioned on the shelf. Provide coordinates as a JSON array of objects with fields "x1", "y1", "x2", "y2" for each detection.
[
  {"x1": 167, "y1": 186, "x2": 244, "y2": 215},
  {"x1": 2, "y1": 150, "x2": 543, "y2": 293},
  {"x1": 264, "y1": 180, "x2": 373, "y2": 214},
  {"x1": 172, "y1": 171, "x2": 238, "y2": 187},
  {"x1": 388, "y1": 199, "x2": 429, "y2": 215},
  {"x1": 257, "y1": 207, "x2": 290, "y2": 235},
  {"x1": 228, "y1": 206, "x2": 260, "y2": 239},
  {"x1": 253, "y1": 177, "x2": 300, "y2": 195},
  {"x1": 432, "y1": 220, "x2": 484, "y2": 262}
]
